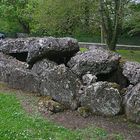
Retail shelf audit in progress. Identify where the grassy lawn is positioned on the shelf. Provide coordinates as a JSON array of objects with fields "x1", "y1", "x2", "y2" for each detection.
[
  {"x1": 0, "y1": 92, "x2": 124, "y2": 140},
  {"x1": 117, "y1": 50, "x2": 140, "y2": 63}
]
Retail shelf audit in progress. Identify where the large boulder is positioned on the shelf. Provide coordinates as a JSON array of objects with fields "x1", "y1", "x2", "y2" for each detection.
[
  {"x1": 0, "y1": 38, "x2": 35, "y2": 54},
  {"x1": 31, "y1": 59, "x2": 58, "y2": 77},
  {"x1": 124, "y1": 83, "x2": 140, "y2": 124},
  {"x1": 80, "y1": 82, "x2": 122, "y2": 116},
  {"x1": 7, "y1": 68, "x2": 40, "y2": 93},
  {"x1": 27, "y1": 37, "x2": 79, "y2": 65},
  {"x1": 0, "y1": 38, "x2": 36, "y2": 62},
  {"x1": 123, "y1": 61, "x2": 140, "y2": 85},
  {"x1": 0, "y1": 37, "x2": 79, "y2": 64},
  {"x1": 67, "y1": 48, "x2": 120, "y2": 76},
  {"x1": 35, "y1": 64, "x2": 81, "y2": 110},
  {"x1": 0, "y1": 53, "x2": 40, "y2": 93}
]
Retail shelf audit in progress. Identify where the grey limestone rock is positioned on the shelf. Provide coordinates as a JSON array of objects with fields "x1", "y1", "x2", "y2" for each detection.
[
  {"x1": 35, "y1": 64, "x2": 81, "y2": 110},
  {"x1": 123, "y1": 61, "x2": 140, "y2": 85},
  {"x1": 124, "y1": 83, "x2": 140, "y2": 124},
  {"x1": 80, "y1": 82, "x2": 122, "y2": 116},
  {"x1": 0, "y1": 52, "x2": 40, "y2": 93},
  {"x1": 27, "y1": 37, "x2": 79, "y2": 65},
  {"x1": 67, "y1": 48, "x2": 121, "y2": 76}
]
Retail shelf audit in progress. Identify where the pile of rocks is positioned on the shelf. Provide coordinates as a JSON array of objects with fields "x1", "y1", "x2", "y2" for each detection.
[{"x1": 0, "y1": 37, "x2": 140, "y2": 124}]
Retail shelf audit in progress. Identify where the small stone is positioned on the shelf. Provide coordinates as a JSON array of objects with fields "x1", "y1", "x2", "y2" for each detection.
[
  {"x1": 108, "y1": 82, "x2": 121, "y2": 92},
  {"x1": 38, "y1": 97, "x2": 64, "y2": 113},
  {"x1": 44, "y1": 100, "x2": 64, "y2": 113},
  {"x1": 77, "y1": 107, "x2": 91, "y2": 118},
  {"x1": 82, "y1": 74, "x2": 97, "y2": 85}
]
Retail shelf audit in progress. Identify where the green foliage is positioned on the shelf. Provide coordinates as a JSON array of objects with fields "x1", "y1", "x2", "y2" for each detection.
[
  {"x1": 0, "y1": 0, "x2": 99, "y2": 37},
  {"x1": 31, "y1": 0, "x2": 99, "y2": 37},
  {"x1": 0, "y1": 0, "x2": 38, "y2": 35},
  {"x1": 123, "y1": 2, "x2": 140, "y2": 37},
  {"x1": 0, "y1": 0, "x2": 139, "y2": 46}
]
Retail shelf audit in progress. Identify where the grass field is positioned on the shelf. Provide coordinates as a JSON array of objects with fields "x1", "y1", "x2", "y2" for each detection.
[
  {"x1": 117, "y1": 50, "x2": 140, "y2": 63},
  {"x1": 0, "y1": 92, "x2": 124, "y2": 140}
]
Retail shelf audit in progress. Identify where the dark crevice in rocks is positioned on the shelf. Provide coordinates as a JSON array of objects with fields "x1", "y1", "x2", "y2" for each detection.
[
  {"x1": 96, "y1": 66, "x2": 130, "y2": 89},
  {"x1": 44, "y1": 51, "x2": 76, "y2": 66},
  {"x1": 9, "y1": 52, "x2": 28, "y2": 62},
  {"x1": 47, "y1": 56, "x2": 70, "y2": 65},
  {"x1": 30, "y1": 51, "x2": 76, "y2": 67}
]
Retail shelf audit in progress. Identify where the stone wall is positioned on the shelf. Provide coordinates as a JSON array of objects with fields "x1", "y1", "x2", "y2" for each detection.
[{"x1": 0, "y1": 37, "x2": 140, "y2": 124}]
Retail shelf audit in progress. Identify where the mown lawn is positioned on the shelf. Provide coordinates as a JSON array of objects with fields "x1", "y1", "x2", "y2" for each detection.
[
  {"x1": 117, "y1": 50, "x2": 140, "y2": 63},
  {"x1": 0, "y1": 92, "x2": 124, "y2": 140}
]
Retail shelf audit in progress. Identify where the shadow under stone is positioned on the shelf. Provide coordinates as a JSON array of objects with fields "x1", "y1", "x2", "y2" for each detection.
[
  {"x1": 9, "y1": 52, "x2": 28, "y2": 62},
  {"x1": 96, "y1": 66, "x2": 130, "y2": 89}
]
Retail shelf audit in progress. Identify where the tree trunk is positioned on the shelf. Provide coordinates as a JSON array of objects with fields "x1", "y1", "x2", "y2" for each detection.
[
  {"x1": 99, "y1": 0, "x2": 127, "y2": 51},
  {"x1": 18, "y1": 18, "x2": 30, "y2": 34},
  {"x1": 84, "y1": 0, "x2": 90, "y2": 32}
]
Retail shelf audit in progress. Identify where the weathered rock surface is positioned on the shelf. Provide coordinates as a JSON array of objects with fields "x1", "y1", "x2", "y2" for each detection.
[
  {"x1": 0, "y1": 37, "x2": 79, "y2": 64},
  {"x1": 32, "y1": 59, "x2": 58, "y2": 77},
  {"x1": 33, "y1": 62, "x2": 81, "y2": 110},
  {"x1": 82, "y1": 73, "x2": 97, "y2": 85},
  {"x1": 123, "y1": 61, "x2": 140, "y2": 85},
  {"x1": 1, "y1": 37, "x2": 140, "y2": 124},
  {"x1": 0, "y1": 53, "x2": 40, "y2": 93},
  {"x1": 38, "y1": 97, "x2": 64, "y2": 113},
  {"x1": 77, "y1": 107, "x2": 91, "y2": 118},
  {"x1": 67, "y1": 48, "x2": 120, "y2": 76},
  {"x1": 0, "y1": 38, "x2": 35, "y2": 54},
  {"x1": 124, "y1": 83, "x2": 140, "y2": 124},
  {"x1": 27, "y1": 37, "x2": 79, "y2": 65},
  {"x1": 80, "y1": 82, "x2": 122, "y2": 116}
]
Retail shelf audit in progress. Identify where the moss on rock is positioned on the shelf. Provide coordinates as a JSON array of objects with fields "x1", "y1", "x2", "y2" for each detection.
[{"x1": 77, "y1": 107, "x2": 91, "y2": 118}]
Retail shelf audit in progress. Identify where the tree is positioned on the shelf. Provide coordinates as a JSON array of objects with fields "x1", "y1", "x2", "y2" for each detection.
[
  {"x1": 0, "y1": 0, "x2": 37, "y2": 34},
  {"x1": 124, "y1": 1, "x2": 140, "y2": 36},
  {"x1": 99, "y1": 0, "x2": 129, "y2": 50}
]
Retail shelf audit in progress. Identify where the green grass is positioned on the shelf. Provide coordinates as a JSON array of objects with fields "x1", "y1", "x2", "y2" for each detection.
[
  {"x1": 0, "y1": 92, "x2": 124, "y2": 140},
  {"x1": 80, "y1": 47, "x2": 88, "y2": 52},
  {"x1": 0, "y1": 93, "x2": 79, "y2": 140},
  {"x1": 117, "y1": 50, "x2": 140, "y2": 63}
]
